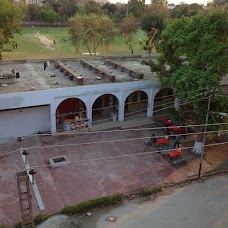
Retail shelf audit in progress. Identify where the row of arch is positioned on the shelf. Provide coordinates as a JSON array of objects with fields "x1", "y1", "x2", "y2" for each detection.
[{"x1": 55, "y1": 88, "x2": 174, "y2": 130}]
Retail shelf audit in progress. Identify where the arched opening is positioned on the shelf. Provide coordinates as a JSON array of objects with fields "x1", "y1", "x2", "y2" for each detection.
[
  {"x1": 92, "y1": 94, "x2": 119, "y2": 124},
  {"x1": 124, "y1": 91, "x2": 148, "y2": 120},
  {"x1": 56, "y1": 98, "x2": 87, "y2": 131},
  {"x1": 153, "y1": 87, "x2": 174, "y2": 116}
]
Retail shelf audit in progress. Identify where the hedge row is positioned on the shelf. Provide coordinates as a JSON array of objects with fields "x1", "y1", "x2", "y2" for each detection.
[{"x1": 61, "y1": 193, "x2": 123, "y2": 215}]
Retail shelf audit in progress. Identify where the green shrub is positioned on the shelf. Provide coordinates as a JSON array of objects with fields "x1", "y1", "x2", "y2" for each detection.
[
  {"x1": 61, "y1": 193, "x2": 123, "y2": 215},
  {"x1": 0, "y1": 225, "x2": 7, "y2": 228},
  {"x1": 13, "y1": 214, "x2": 49, "y2": 228},
  {"x1": 13, "y1": 222, "x2": 21, "y2": 228},
  {"x1": 34, "y1": 214, "x2": 49, "y2": 225},
  {"x1": 139, "y1": 185, "x2": 162, "y2": 196}
]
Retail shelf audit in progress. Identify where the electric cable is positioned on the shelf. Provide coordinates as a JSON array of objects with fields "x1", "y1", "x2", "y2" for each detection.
[
  {"x1": 53, "y1": 90, "x2": 205, "y2": 118},
  {"x1": 0, "y1": 141, "x2": 227, "y2": 178},
  {"x1": 0, "y1": 93, "x2": 226, "y2": 141},
  {"x1": 0, "y1": 129, "x2": 227, "y2": 158},
  {"x1": 0, "y1": 117, "x2": 227, "y2": 142}
]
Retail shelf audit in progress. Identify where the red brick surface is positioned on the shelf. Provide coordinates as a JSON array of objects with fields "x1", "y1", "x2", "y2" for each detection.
[{"x1": 0, "y1": 130, "x2": 187, "y2": 227}]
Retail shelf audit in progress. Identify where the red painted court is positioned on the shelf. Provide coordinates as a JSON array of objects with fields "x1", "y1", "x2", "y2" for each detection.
[{"x1": 0, "y1": 129, "x2": 187, "y2": 227}]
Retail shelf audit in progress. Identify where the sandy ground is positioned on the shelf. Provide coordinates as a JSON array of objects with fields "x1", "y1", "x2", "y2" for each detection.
[{"x1": 177, "y1": 141, "x2": 228, "y2": 177}]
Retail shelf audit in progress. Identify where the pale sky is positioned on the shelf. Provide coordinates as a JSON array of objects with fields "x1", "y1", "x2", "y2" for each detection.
[{"x1": 108, "y1": 0, "x2": 209, "y2": 5}]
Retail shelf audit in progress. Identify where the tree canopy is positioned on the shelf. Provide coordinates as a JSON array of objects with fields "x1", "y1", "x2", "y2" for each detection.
[
  {"x1": 150, "y1": 12, "x2": 228, "y2": 124},
  {"x1": 207, "y1": 0, "x2": 228, "y2": 9},
  {"x1": 127, "y1": 0, "x2": 145, "y2": 20},
  {"x1": 68, "y1": 14, "x2": 116, "y2": 56},
  {"x1": 84, "y1": 0, "x2": 102, "y2": 15},
  {"x1": 0, "y1": 0, "x2": 23, "y2": 57},
  {"x1": 140, "y1": 14, "x2": 166, "y2": 52},
  {"x1": 171, "y1": 3, "x2": 204, "y2": 18}
]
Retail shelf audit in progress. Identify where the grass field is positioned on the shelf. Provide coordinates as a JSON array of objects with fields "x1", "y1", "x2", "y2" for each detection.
[{"x1": 2, "y1": 27, "x2": 147, "y2": 60}]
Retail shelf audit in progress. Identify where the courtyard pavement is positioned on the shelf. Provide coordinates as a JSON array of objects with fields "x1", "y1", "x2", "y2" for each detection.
[{"x1": 0, "y1": 118, "x2": 190, "y2": 227}]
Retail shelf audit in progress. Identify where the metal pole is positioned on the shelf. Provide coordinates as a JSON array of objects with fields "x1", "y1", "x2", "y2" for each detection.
[{"x1": 198, "y1": 95, "x2": 211, "y2": 179}]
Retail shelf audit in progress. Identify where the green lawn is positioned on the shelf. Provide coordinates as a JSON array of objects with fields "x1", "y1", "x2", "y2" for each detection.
[{"x1": 2, "y1": 27, "x2": 147, "y2": 60}]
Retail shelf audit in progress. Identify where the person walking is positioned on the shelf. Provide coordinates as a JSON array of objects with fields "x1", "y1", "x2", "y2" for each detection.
[
  {"x1": 166, "y1": 127, "x2": 171, "y2": 135},
  {"x1": 150, "y1": 133, "x2": 157, "y2": 147},
  {"x1": 174, "y1": 134, "x2": 181, "y2": 149},
  {"x1": 44, "y1": 61, "x2": 47, "y2": 71}
]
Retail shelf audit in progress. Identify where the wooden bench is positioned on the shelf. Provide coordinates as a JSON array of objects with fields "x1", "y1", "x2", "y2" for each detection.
[{"x1": 172, "y1": 158, "x2": 187, "y2": 166}]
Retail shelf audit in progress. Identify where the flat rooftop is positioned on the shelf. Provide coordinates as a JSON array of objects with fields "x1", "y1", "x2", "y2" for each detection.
[{"x1": 0, "y1": 57, "x2": 158, "y2": 94}]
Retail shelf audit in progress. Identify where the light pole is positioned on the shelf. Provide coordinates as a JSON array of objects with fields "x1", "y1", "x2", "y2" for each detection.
[{"x1": 198, "y1": 90, "x2": 214, "y2": 179}]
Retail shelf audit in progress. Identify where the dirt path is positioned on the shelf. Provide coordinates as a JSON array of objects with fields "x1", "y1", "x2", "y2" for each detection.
[{"x1": 35, "y1": 34, "x2": 54, "y2": 47}]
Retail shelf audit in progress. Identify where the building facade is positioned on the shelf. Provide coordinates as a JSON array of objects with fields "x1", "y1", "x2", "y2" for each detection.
[{"x1": 0, "y1": 58, "x2": 161, "y2": 140}]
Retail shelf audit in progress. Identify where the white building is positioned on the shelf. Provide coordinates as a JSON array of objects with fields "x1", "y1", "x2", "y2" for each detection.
[
  {"x1": 16, "y1": 0, "x2": 43, "y2": 5},
  {"x1": 168, "y1": 3, "x2": 176, "y2": 9},
  {"x1": 0, "y1": 57, "x2": 167, "y2": 140}
]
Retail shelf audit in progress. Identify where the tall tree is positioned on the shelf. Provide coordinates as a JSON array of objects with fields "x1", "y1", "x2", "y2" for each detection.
[
  {"x1": 68, "y1": 14, "x2": 116, "y2": 56},
  {"x1": 84, "y1": 0, "x2": 102, "y2": 15},
  {"x1": 171, "y1": 3, "x2": 203, "y2": 18},
  {"x1": 102, "y1": 3, "x2": 118, "y2": 15},
  {"x1": 141, "y1": 2, "x2": 170, "y2": 53},
  {"x1": 0, "y1": 0, "x2": 24, "y2": 58},
  {"x1": 127, "y1": 0, "x2": 145, "y2": 20},
  {"x1": 208, "y1": 0, "x2": 228, "y2": 9},
  {"x1": 151, "y1": 0, "x2": 168, "y2": 6},
  {"x1": 24, "y1": 3, "x2": 42, "y2": 21},
  {"x1": 119, "y1": 15, "x2": 138, "y2": 55},
  {"x1": 37, "y1": 8, "x2": 59, "y2": 23},
  {"x1": 102, "y1": 3, "x2": 118, "y2": 18},
  {"x1": 141, "y1": 14, "x2": 165, "y2": 52},
  {"x1": 148, "y1": 12, "x2": 228, "y2": 125}
]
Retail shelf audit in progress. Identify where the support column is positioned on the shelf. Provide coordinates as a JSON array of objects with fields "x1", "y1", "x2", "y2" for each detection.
[
  {"x1": 118, "y1": 91, "x2": 125, "y2": 122},
  {"x1": 86, "y1": 93, "x2": 92, "y2": 122},
  {"x1": 50, "y1": 102, "x2": 56, "y2": 134},
  {"x1": 174, "y1": 97, "x2": 180, "y2": 110},
  {"x1": 147, "y1": 88, "x2": 155, "y2": 117}
]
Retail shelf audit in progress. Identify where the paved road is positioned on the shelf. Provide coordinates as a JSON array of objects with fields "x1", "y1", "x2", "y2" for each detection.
[{"x1": 83, "y1": 175, "x2": 228, "y2": 228}]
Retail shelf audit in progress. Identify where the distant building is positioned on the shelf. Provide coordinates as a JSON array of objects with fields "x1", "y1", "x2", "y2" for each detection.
[
  {"x1": 17, "y1": 0, "x2": 43, "y2": 5},
  {"x1": 168, "y1": 3, "x2": 176, "y2": 9},
  {"x1": 150, "y1": 0, "x2": 168, "y2": 6}
]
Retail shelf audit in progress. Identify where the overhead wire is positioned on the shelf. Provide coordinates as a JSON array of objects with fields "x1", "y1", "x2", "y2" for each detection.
[
  {"x1": 0, "y1": 129, "x2": 227, "y2": 158},
  {"x1": 153, "y1": 87, "x2": 209, "y2": 99},
  {"x1": 0, "y1": 91, "x2": 225, "y2": 141},
  {"x1": 54, "y1": 93, "x2": 205, "y2": 125},
  {"x1": 53, "y1": 88, "x2": 207, "y2": 118},
  {"x1": 0, "y1": 141, "x2": 227, "y2": 178},
  {"x1": 0, "y1": 116, "x2": 227, "y2": 143}
]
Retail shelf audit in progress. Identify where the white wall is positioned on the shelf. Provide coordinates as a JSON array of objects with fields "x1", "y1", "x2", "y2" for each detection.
[
  {"x1": 0, "y1": 105, "x2": 50, "y2": 139},
  {"x1": 0, "y1": 80, "x2": 160, "y2": 111},
  {"x1": 0, "y1": 80, "x2": 160, "y2": 137}
]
